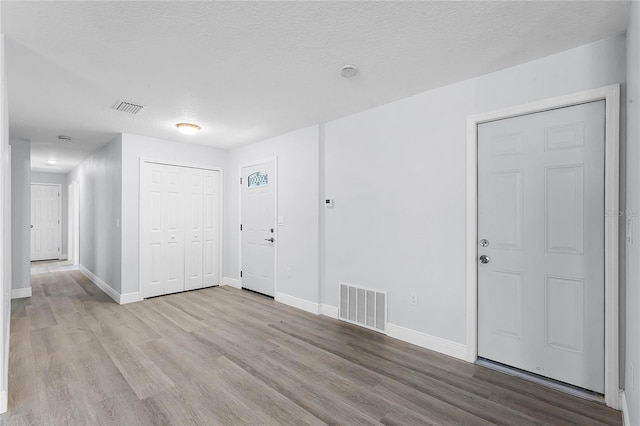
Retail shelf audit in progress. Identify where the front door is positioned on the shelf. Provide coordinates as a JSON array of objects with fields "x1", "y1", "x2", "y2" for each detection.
[
  {"x1": 241, "y1": 160, "x2": 276, "y2": 297},
  {"x1": 477, "y1": 101, "x2": 605, "y2": 393},
  {"x1": 31, "y1": 183, "x2": 61, "y2": 261}
]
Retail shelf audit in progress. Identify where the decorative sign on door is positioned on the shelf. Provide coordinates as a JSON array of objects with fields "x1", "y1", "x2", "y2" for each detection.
[{"x1": 247, "y1": 171, "x2": 268, "y2": 188}]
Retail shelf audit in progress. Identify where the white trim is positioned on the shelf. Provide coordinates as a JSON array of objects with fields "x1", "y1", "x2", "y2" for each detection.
[
  {"x1": 275, "y1": 292, "x2": 319, "y2": 315},
  {"x1": 386, "y1": 323, "x2": 468, "y2": 361},
  {"x1": 60, "y1": 253, "x2": 68, "y2": 260},
  {"x1": 222, "y1": 276, "x2": 241, "y2": 289},
  {"x1": 30, "y1": 182, "x2": 63, "y2": 261},
  {"x1": 11, "y1": 287, "x2": 31, "y2": 299},
  {"x1": 621, "y1": 390, "x2": 630, "y2": 426},
  {"x1": 120, "y1": 292, "x2": 142, "y2": 305},
  {"x1": 238, "y1": 157, "x2": 278, "y2": 297},
  {"x1": 320, "y1": 304, "x2": 339, "y2": 319},
  {"x1": 79, "y1": 265, "x2": 120, "y2": 304},
  {"x1": 466, "y1": 84, "x2": 621, "y2": 408},
  {"x1": 0, "y1": 390, "x2": 6, "y2": 414},
  {"x1": 138, "y1": 158, "x2": 224, "y2": 299}
]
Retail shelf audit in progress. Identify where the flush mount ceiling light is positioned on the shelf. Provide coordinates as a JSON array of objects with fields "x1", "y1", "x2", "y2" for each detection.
[
  {"x1": 46, "y1": 159, "x2": 58, "y2": 165},
  {"x1": 176, "y1": 123, "x2": 201, "y2": 135},
  {"x1": 340, "y1": 64, "x2": 359, "y2": 78},
  {"x1": 57, "y1": 135, "x2": 71, "y2": 142}
]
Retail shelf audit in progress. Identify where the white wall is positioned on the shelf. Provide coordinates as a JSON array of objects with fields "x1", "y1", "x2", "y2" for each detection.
[
  {"x1": 9, "y1": 139, "x2": 29, "y2": 291},
  {"x1": 120, "y1": 134, "x2": 227, "y2": 296},
  {"x1": 67, "y1": 136, "x2": 122, "y2": 292},
  {"x1": 0, "y1": 32, "x2": 10, "y2": 413},
  {"x1": 31, "y1": 171, "x2": 68, "y2": 257},
  {"x1": 224, "y1": 126, "x2": 320, "y2": 304},
  {"x1": 625, "y1": 2, "x2": 640, "y2": 423},
  {"x1": 323, "y1": 35, "x2": 626, "y2": 345}
]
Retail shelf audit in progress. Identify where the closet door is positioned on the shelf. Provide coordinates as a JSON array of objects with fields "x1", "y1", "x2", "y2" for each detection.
[
  {"x1": 184, "y1": 168, "x2": 204, "y2": 291},
  {"x1": 203, "y1": 170, "x2": 220, "y2": 287},
  {"x1": 141, "y1": 163, "x2": 186, "y2": 298}
]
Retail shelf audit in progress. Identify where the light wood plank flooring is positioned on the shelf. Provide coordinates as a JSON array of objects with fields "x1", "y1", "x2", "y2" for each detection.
[{"x1": 0, "y1": 270, "x2": 622, "y2": 425}]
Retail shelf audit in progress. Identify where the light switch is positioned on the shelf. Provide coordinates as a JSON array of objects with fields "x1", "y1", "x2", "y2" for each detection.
[
  {"x1": 278, "y1": 216, "x2": 285, "y2": 226},
  {"x1": 628, "y1": 218, "x2": 634, "y2": 245}
]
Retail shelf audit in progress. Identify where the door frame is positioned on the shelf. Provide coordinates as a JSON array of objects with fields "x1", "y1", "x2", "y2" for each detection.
[
  {"x1": 465, "y1": 84, "x2": 620, "y2": 408},
  {"x1": 31, "y1": 182, "x2": 63, "y2": 261},
  {"x1": 238, "y1": 157, "x2": 278, "y2": 297},
  {"x1": 138, "y1": 158, "x2": 224, "y2": 298}
]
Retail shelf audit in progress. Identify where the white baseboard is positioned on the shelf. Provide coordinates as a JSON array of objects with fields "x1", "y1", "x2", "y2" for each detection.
[
  {"x1": 0, "y1": 389, "x2": 6, "y2": 413},
  {"x1": 120, "y1": 292, "x2": 143, "y2": 305},
  {"x1": 621, "y1": 390, "x2": 630, "y2": 426},
  {"x1": 60, "y1": 253, "x2": 68, "y2": 260},
  {"x1": 222, "y1": 276, "x2": 241, "y2": 289},
  {"x1": 275, "y1": 292, "x2": 319, "y2": 315},
  {"x1": 320, "y1": 304, "x2": 339, "y2": 319},
  {"x1": 11, "y1": 287, "x2": 32, "y2": 299},
  {"x1": 386, "y1": 323, "x2": 467, "y2": 361},
  {"x1": 79, "y1": 265, "x2": 120, "y2": 304}
]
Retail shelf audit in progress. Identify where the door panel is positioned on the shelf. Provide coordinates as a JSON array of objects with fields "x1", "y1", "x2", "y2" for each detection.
[
  {"x1": 30, "y1": 184, "x2": 61, "y2": 261},
  {"x1": 185, "y1": 168, "x2": 204, "y2": 291},
  {"x1": 477, "y1": 101, "x2": 605, "y2": 393},
  {"x1": 203, "y1": 170, "x2": 220, "y2": 287},
  {"x1": 241, "y1": 160, "x2": 276, "y2": 297}
]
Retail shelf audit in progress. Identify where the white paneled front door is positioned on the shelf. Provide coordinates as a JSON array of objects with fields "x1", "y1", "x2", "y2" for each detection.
[
  {"x1": 31, "y1": 183, "x2": 61, "y2": 261},
  {"x1": 241, "y1": 160, "x2": 276, "y2": 297},
  {"x1": 477, "y1": 101, "x2": 605, "y2": 393}
]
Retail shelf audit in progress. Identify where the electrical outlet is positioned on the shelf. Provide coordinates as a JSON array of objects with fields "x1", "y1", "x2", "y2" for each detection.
[
  {"x1": 287, "y1": 268, "x2": 292, "y2": 278},
  {"x1": 410, "y1": 293, "x2": 418, "y2": 306}
]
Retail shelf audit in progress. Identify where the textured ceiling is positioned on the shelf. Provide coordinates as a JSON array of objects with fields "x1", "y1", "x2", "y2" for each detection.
[{"x1": 1, "y1": 1, "x2": 631, "y2": 172}]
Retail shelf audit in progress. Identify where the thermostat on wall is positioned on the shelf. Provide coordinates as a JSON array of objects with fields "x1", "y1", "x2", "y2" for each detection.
[{"x1": 325, "y1": 199, "x2": 334, "y2": 208}]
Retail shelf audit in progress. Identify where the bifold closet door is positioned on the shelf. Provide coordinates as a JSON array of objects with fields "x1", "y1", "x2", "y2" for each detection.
[
  {"x1": 203, "y1": 170, "x2": 220, "y2": 287},
  {"x1": 141, "y1": 163, "x2": 186, "y2": 298},
  {"x1": 185, "y1": 168, "x2": 204, "y2": 291},
  {"x1": 142, "y1": 163, "x2": 221, "y2": 298}
]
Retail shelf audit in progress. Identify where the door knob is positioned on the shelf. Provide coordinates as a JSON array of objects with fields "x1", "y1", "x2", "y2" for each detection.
[
  {"x1": 479, "y1": 255, "x2": 490, "y2": 264},
  {"x1": 265, "y1": 238, "x2": 275, "y2": 243}
]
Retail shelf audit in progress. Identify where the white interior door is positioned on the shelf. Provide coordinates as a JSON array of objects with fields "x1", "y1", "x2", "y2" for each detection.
[
  {"x1": 477, "y1": 101, "x2": 605, "y2": 393},
  {"x1": 185, "y1": 168, "x2": 204, "y2": 291},
  {"x1": 241, "y1": 160, "x2": 276, "y2": 297},
  {"x1": 203, "y1": 169, "x2": 220, "y2": 287},
  {"x1": 141, "y1": 163, "x2": 186, "y2": 298},
  {"x1": 30, "y1": 183, "x2": 61, "y2": 261}
]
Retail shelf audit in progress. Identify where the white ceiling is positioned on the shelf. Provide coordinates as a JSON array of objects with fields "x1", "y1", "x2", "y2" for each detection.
[{"x1": 2, "y1": 1, "x2": 630, "y2": 172}]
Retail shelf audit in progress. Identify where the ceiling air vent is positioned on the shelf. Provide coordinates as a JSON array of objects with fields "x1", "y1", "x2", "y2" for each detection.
[{"x1": 112, "y1": 100, "x2": 144, "y2": 114}]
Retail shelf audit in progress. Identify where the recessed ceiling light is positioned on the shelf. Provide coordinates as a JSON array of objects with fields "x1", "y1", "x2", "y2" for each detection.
[
  {"x1": 57, "y1": 135, "x2": 72, "y2": 141},
  {"x1": 340, "y1": 64, "x2": 359, "y2": 78},
  {"x1": 176, "y1": 123, "x2": 201, "y2": 135},
  {"x1": 46, "y1": 159, "x2": 58, "y2": 165}
]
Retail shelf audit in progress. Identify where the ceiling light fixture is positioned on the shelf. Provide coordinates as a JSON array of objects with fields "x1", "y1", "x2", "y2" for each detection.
[
  {"x1": 46, "y1": 159, "x2": 58, "y2": 165},
  {"x1": 340, "y1": 64, "x2": 359, "y2": 78},
  {"x1": 176, "y1": 122, "x2": 201, "y2": 135},
  {"x1": 57, "y1": 135, "x2": 72, "y2": 141}
]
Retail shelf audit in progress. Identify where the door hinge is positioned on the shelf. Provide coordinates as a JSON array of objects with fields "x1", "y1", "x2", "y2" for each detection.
[
  {"x1": 240, "y1": 177, "x2": 242, "y2": 184},
  {"x1": 240, "y1": 270, "x2": 243, "y2": 278},
  {"x1": 58, "y1": 220, "x2": 60, "y2": 224},
  {"x1": 240, "y1": 224, "x2": 242, "y2": 231},
  {"x1": 58, "y1": 248, "x2": 60, "y2": 252}
]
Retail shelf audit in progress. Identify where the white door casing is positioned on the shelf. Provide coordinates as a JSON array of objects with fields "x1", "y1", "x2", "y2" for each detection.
[
  {"x1": 140, "y1": 160, "x2": 222, "y2": 298},
  {"x1": 466, "y1": 85, "x2": 620, "y2": 408},
  {"x1": 240, "y1": 159, "x2": 277, "y2": 297},
  {"x1": 477, "y1": 101, "x2": 605, "y2": 393},
  {"x1": 30, "y1": 183, "x2": 61, "y2": 261}
]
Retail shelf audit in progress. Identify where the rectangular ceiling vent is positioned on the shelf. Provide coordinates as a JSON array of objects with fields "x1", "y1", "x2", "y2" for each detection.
[
  {"x1": 339, "y1": 282, "x2": 386, "y2": 333},
  {"x1": 112, "y1": 100, "x2": 144, "y2": 114}
]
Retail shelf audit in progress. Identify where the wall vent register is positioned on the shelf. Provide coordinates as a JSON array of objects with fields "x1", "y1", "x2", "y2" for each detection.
[{"x1": 339, "y1": 282, "x2": 386, "y2": 333}]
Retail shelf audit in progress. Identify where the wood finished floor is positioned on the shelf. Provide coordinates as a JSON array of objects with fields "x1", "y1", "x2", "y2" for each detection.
[{"x1": 0, "y1": 270, "x2": 622, "y2": 425}]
